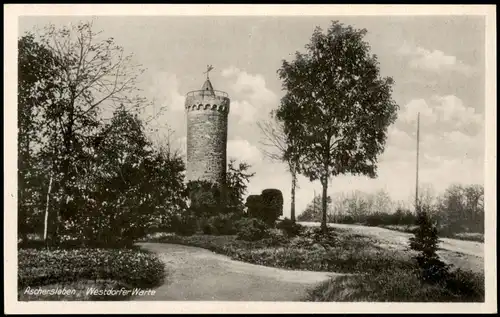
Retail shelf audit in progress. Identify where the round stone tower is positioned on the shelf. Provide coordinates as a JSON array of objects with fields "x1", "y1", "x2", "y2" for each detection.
[{"x1": 185, "y1": 74, "x2": 230, "y2": 187}]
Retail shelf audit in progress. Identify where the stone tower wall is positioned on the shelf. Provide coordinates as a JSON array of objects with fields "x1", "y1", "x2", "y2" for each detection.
[{"x1": 185, "y1": 92, "x2": 230, "y2": 185}]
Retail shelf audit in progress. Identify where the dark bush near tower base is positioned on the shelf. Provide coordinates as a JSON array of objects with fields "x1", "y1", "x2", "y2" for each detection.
[
  {"x1": 261, "y1": 189, "x2": 283, "y2": 226},
  {"x1": 245, "y1": 195, "x2": 263, "y2": 218}
]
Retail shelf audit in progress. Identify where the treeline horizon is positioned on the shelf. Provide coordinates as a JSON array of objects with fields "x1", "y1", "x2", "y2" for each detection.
[{"x1": 297, "y1": 183, "x2": 484, "y2": 235}]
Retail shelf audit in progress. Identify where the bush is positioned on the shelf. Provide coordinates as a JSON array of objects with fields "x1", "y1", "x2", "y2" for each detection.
[
  {"x1": 276, "y1": 218, "x2": 303, "y2": 237},
  {"x1": 261, "y1": 189, "x2": 283, "y2": 226},
  {"x1": 171, "y1": 213, "x2": 198, "y2": 236},
  {"x1": 235, "y1": 217, "x2": 269, "y2": 241},
  {"x1": 187, "y1": 180, "x2": 223, "y2": 218},
  {"x1": 203, "y1": 213, "x2": 240, "y2": 235},
  {"x1": 245, "y1": 195, "x2": 263, "y2": 218},
  {"x1": 445, "y1": 268, "x2": 485, "y2": 300},
  {"x1": 18, "y1": 248, "x2": 166, "y2": 290},
  {"x1": 336, "y1": 214, "x2": 356, "y2": 224},
  {"x1": 308, "y1": 266, "x2": 484, "y2": 302}
]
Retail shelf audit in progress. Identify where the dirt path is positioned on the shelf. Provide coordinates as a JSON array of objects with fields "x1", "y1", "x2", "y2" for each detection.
[
  {"x1": 299, "y1": 222, "x2": 484, "y2": 273},
  {"x1": 132, "y1": 243, "x2": 339, "y2": 301}
]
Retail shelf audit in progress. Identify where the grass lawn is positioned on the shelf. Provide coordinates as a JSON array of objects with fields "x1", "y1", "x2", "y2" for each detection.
[
  {"x1": 308, "y1": 267, "x2": 484, "y2": 302},
  {"x1": 153, "y1": 226, "x2": 484, "y2": 302}
]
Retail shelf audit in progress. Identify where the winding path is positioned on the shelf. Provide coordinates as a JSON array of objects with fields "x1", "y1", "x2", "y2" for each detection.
[{"x1": 132, "y1": 243, "x2": 340, "y2": 301}]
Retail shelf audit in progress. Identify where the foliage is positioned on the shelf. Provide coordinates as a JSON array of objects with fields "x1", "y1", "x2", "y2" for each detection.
[
  {"x1": 261, "y1": 188, "x2": 284, "y2": 224},
  {"x1": 245, "y1": 195, "x2": 263, "y2": 218},
  {"x1": 202, "y1": 213, "x2": 240, "y2": 236},
  {"x1": 17, "y1": 22, "x2": 187, "y2": 247},
  {"x1": 18, "y1": 248, "x2": 166, "y2": 290},
  {"x1": 235, "y1": 218, "x2": 269, "y2": 241},
  {"x1": 186, "y1": 180, "x2": 223, "y2": 218},
  {"x1": 171, "y1": 213, "x2": 198, "y2": 236},
  {"x1": 245, "y1": 192, "x2": 281, "y2": 226},
  {"x1": 186, "y1": 159, "x2": 254, "y2": 218},
  {"x1": 437, "y1": 184, "x2": 484, "y2": 234},
  {"x1": 297, "y1": 185, "x2": 484, "y2": 241},
  {"x1": 18, "y1": 34, "x2": 60, "y2": 241},
  {"x1": 276, "y1": 218, "x2": 304, "y2": 237},
  {"x1": 276, "y1": 21, "x2": 399, "y2": 232},
  {"x1": 32, "y1": 21, "x2": 148, "y2": 241},
  {"x1": 226, "y1": 159, "x2": 255, "y2": 214},
  {"x1": 364, "y1": 208, "x2": 416, "y2": 226},
  {"x1": 409, "y1": 204, "x2": 450, "y2": 283}
]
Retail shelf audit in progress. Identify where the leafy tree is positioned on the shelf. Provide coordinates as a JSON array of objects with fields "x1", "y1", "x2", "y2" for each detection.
[
  {"x1": 143, "y1": 141, "x2": 187, "y2": 232},
  {"x1": 29, "y1": 20, "x2": 148, "y2": 243},
  {"x1": 258, "y1": 113, "x2": 300, "y2": 222},
  {"x1": 18, "y1": 22, "x2": 187, "y2": 247},
  {"x1": 65, "y1": 106, "x2": 187, "y2": 245},
  {"x1": 18, "y1": 34, "x2": 60, "y2": 243},
  {"x1": 276, "y1": 21, "x2": 398, "y2": 233},
  {"x1": 226, "y1": 159, "x2": 255, "y2": 214},
  {"x1": 437, "y1": 184, "x2": 484, "y2": 234}
]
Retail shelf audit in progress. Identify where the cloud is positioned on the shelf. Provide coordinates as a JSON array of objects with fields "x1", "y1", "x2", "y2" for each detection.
[
  {"x1": 228, "y1": 100, "x2": 258, "y2": 124},
  {"x1": 222, "y1": 66, "x2": 278, "y2": 123},
  {"x1": 140, "y1": 72, "x2": 188, "y2": 148},
  {"x1": 147, "y1": 72, "x2": 186, "y2": 113},
  {"x1": 398, "y1": 42, "x2": 475, "y2": 76},
  {"x1": 421, "y1": 130, "x2": 484, "y2": 160},
  {"x1": 399, "y1": 98, "x2": 438, "y2": 126},
  {"x1": 399, "y1": 95, "x2": 483, "y2": 132},
  {"x1": 369, "y1": 93, "x2": 485, "y2": 205},
  {"x1": 227, "y1": 139, "x2": 263, "y2": 165},
  {"x1": 432, "y1": 95, "x2": 483, "y2": 129}
]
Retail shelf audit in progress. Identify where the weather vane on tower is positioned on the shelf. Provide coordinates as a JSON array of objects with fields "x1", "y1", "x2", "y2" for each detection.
[{"x1": 204, "y1": 64, "x2": 214, "y2": 79}]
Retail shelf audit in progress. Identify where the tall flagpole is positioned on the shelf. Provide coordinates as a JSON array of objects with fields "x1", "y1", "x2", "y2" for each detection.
[{"x1": 415, "y1": 112, "x2": 420, "y2": 212}]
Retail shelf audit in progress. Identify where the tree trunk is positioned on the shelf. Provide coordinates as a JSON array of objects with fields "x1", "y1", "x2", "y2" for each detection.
[
  {"x1": 290, "y1": 172, "x2": 296, "y2": 223},
  {"x1": 321, "y1": 176, "x2": 328, "y2": 234},
  {"x1": 43, "y1": 175, "x2": 53, "y2": 248}
]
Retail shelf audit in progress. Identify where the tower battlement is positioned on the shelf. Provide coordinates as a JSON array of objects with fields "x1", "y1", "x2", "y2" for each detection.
[
  {"x1": 185, "y1": 90, "x2": 230, "y2": 113},
  {"x1": 185, "y1": 77, "x2": 230, "y2": 186}
]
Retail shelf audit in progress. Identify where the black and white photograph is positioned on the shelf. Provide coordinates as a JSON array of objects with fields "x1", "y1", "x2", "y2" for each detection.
[{"x1": 4, "y1": 4, "x2": 496, "y2": 314}]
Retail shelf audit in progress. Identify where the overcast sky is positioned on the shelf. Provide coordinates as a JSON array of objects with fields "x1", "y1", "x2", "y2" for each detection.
[{"x1": 19, "y1": 15, "x2": 486, "y2": 216}]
